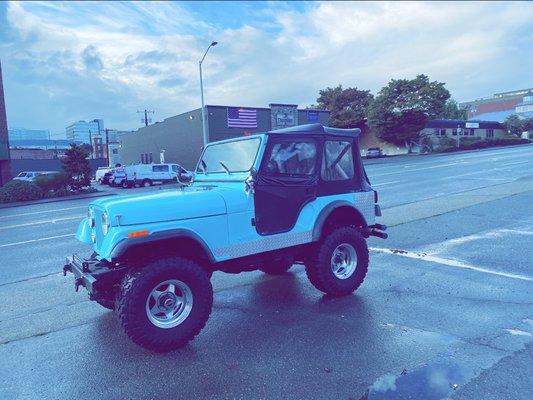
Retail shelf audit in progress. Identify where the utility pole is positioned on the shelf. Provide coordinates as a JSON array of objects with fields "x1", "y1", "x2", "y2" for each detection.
[
  {"x1": 88, "y1": 129, "x2": 93, "y2": 159},
  {"x1": 137, "y1": 109, "x2": 154, "y2": 127},
  {"x1": 105, "y1": 128, "x2": 110, "y2": 165}
]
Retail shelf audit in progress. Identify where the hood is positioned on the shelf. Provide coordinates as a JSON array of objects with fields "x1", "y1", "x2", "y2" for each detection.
[{"x1": 91, "y1": 187, "x2": 228, "y2": 226}]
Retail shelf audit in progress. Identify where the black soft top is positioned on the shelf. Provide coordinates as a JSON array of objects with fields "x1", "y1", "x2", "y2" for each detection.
[{"x1": 268, "y1": 123, "x2": 361, "y2": 138}]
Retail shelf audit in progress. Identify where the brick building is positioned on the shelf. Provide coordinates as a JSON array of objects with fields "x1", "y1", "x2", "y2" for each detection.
[{"x1": 0, "y1": 60, "x2": 11, "y2": 185}]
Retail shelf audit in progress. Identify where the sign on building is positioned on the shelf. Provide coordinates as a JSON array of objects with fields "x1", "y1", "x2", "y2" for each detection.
[
  {"x1": 270, "y1": 104, "x2": 298, "y2": 130},
  {"x1": 465, "y1": 122, "x2": 479, "y2": 129}
]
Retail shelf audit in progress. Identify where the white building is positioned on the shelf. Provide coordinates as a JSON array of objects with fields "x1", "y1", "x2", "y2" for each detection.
[
  {"x1": 8, "y1": 128, "x2": 50, "y2": 141},
  {"x1": 65, "y1": 119, "x2": 105, "y2": 144}
]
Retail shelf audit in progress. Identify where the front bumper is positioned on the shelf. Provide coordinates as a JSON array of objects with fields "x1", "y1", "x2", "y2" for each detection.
[{"x1": 63, "y1": 254, "x2": 126, "y2": 298}]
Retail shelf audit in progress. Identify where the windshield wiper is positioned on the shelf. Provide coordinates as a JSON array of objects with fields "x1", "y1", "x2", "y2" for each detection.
[{"x1": 219, "y1": 161, "x2": 231, "y2": 174}]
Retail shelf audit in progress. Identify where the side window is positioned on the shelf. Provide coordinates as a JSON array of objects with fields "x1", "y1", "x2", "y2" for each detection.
[
  {"x1": 152, "y1": 165, "x2": 169, "y2": 172},
  {"x1": 264, "y1": 140, "x2": 317, "y2": 176},
  {"x1": 322, "y1": 140, "x2": 354, "y2": 181}
]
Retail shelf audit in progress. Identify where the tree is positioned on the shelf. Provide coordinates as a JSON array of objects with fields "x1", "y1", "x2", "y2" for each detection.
[
  {"x1": 504, "y1": 114, "x2": 523, "y2": 136},
  {"x1": 61, "y1": 144, "x2": 92, "y2": 191},
  {"x1": 441, "y1": 99, "x2": 467, "y2": 120},
  {"x1": 367, "y1": 74, "x2": 450, "y2": 150},
  {"x1": 314, "y1": 85, "x2": 373, "y2": 129}
]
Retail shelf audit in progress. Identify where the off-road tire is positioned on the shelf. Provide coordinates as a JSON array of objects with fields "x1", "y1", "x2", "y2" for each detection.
[
  {"x1": 115, "y1": 257, "x2": 213, "y2": 352},
  {"x1": 260, "y1": 259, "x2": 293, "y2": 275},
  {"x1": 306, "y1": 226, "x2": 369, "y2": 296}
]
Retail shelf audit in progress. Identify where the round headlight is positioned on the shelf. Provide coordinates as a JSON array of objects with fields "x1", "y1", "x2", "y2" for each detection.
[
  {"x1": 102, "y1": 212, "x2": 110, "y2": 235},
  {"x1": 87, "y1": 208, "x2": 95, "y2": 228}
]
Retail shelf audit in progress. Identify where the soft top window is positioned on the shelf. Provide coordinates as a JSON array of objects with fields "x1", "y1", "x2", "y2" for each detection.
[{"x1": 264, "y1": 140, "x2": 317, "y2": 176}]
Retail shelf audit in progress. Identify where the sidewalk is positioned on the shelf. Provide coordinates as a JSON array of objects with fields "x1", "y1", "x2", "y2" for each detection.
[{"x1": 0, "y1": 190, "x2": 115, "y2": 209}]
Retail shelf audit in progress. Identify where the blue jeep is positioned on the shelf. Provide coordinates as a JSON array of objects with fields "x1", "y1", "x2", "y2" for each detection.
[{"x1": 64, "y1": 124, "x2": 387, "y2": 352}]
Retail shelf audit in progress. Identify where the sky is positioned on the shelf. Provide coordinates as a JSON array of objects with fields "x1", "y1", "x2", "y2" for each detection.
[{"x1": 0, "y1": 1, "x2": 532, "y2": 137}]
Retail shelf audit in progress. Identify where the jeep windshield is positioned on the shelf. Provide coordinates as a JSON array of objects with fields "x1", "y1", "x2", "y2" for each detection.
[{"x1": 196, "y1": 137, "x2": 261, "y2": 174}]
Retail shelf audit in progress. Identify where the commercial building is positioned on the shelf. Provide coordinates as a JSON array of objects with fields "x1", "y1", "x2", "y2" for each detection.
[
  {"x1": 120, "y1": 104, "x2": 329, "y2": 169},
  {"x1": 459, "y1": 88, "x2": 533, "y2": 122},
  {"x1": 66, "y1": 119, "x2": 105, "y2": 144},
  {"x1": 8, "y1": 128, "x2": 50, "y2": 141},
  {"x1": 420, "y1": 119, "x2": 506, "y2": 148},
  {"x1": 0, "y1": 60, "x2": 11, "y2": 185}
]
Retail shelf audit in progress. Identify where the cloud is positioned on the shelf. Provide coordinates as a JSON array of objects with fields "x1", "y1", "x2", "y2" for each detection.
[
  {"x1": 0, "y1": 1, "x2": 532, "y2": 135},
  {"x1": 81, "y1": 45, "x2": 103, "y2": 72}
]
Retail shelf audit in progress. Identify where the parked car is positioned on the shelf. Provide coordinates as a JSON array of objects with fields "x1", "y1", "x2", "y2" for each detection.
[
  {"x1": 366, "y1": 147, "x2": 384, "y2": 158},
  {"x1": 95, "y1": 167, "x2": 112, "y2": 184},
  {"x1": 121, "y1": 163, "x2": 192, "y2": 188},
  {"x1": 64, "y1": 123, "x2": 387, "y2": 352},
  {"x1": 13, "y1": 171, "x2": 57, "y2": 182},
  {"x1": 109, "y1": 166, "x2": 127, "y2": 187},
  {"x1": 101, "y1": 170, "x2": 114, "y2": 185}
]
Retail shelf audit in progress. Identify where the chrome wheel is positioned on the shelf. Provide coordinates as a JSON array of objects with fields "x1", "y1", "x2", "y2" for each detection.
[
  {"x1": 330, "y1": 243, "x2": 357, "y2": 279},
  {"x1": 145, "y1": 279, "x2": 193, "y2": 328}
]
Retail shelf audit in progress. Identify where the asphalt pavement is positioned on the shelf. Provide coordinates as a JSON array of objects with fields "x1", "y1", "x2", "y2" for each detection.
[{"x1": 0, "y1": 144, "x2": 532, "y2": 400}]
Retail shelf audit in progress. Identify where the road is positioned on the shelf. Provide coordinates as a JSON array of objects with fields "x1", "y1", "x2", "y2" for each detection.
[{"x1": 0, "y1": 144, "x2": 532, "y2": 399}]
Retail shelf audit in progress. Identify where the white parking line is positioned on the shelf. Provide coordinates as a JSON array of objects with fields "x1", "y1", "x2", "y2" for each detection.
[
  {"x1": 0, "y1": 216, "x2": 82, "y2": 230},
  {"x1": 501, "y1": 160, "x2": 530, "y2": 167},
  {"x1": 370, "y1": 247, "x2": 533, "y2": 282},
  {"x1": 0, "y1": 206, "x2": 86, "y2": 219},
  {"x1": 0, "y1": 233, "x2": 75, "y2": 248},
  {"x1": 372, "y1": 180, "x2": 403, "y2": 187}
]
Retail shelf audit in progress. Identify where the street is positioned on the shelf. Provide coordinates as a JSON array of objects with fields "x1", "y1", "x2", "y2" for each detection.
[{"x1": 1, "y1": 145, "x2": 533, "y2": 400}]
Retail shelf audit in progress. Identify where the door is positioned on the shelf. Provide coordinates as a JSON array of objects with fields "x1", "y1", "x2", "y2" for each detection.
[{"x1": 254, "y1": 137, "x2": 320, "y2": 235}]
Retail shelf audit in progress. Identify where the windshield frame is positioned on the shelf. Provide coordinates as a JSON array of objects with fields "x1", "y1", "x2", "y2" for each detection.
[{"x1": 195, "y1": 135, "x2": 263, "y2": 175}]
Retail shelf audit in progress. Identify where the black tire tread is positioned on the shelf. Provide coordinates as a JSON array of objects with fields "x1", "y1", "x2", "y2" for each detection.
[
  {"x1": 115, "y1": 257, "x2": 212, "y2": 352},
  {"x1": 306, "y1": 226, "x2": 369, "y2": 296}
]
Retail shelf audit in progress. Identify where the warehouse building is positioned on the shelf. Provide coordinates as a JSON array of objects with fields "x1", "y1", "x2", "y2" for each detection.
[{"x1": 120, "y1": 104, "x2": 329, "y2": 169}]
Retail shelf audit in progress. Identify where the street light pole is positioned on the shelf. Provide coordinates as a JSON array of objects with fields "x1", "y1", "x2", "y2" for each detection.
[{"x1": 199, "y1": 41, "x2": 218, "y2": 147}]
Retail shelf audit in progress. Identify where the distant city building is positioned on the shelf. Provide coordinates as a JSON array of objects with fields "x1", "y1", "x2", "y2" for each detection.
[
  {"x1": 66, "y1": 119, "x2": 105, "y2": 144},
  {"x1": 8, "y1": 128, "x2": 50, "y2": 141},
  {"x1": 119, "y1": 104, "x2": 329, "y2": 169},
  {"x1": 459, "y1": 88, "x2": 533, "y2": 122},
  {"x1": 0, "y1": 60, "x2": 11, "y2": 185},
  {"x1": 9, "y1": 139, "x2": 85, "y2": 159}
]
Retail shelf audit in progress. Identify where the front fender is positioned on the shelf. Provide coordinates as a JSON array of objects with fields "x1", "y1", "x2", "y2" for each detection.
[{"x1": 75, "y1": 218, "x2": 92, "y2": 244}]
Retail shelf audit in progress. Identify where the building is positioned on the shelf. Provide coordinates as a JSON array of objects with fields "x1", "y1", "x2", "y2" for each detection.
[
  {"x1": 65, "y1": 119, "x2": 105, "y2": 144},
  {"x1": 9, "y1": 139, "x2": 85, "y2": 159},
  {"x1": 0, "y1": 60, "x2": 11, "y2": 185},
  {"x1": 459, "y1": 88, "x2": 533, "y2": 122},
  {"x1": 120, "y1": 104, "x2": 329, "y2": 169},
  {"x1": 420, "y1": 120, "x2": 506, "y2": 148},
  {"x1": 8, "y1": 128, "x2": 50, "y2": 141}
]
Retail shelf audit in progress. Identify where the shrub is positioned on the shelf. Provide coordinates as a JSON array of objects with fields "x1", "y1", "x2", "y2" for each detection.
[
  {"x1": 34, "y1": 172, "x2": 70, "y2": 193},
  {"x1": 0, "y1": 180, "x2": 43, "y2": 203}
]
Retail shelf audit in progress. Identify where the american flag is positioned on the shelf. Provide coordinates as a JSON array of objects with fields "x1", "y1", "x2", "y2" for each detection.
[{"x1": 227, "y1": 107, "x2": 257, "y2": 128}]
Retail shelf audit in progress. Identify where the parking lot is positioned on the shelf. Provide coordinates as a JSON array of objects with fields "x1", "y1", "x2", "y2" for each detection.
[{"x1": 1, "y1": 145, "x2": 532, "y2": 399}]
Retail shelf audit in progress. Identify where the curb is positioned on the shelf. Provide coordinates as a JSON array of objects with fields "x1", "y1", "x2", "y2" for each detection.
[{"x1": 0, "y1": 191, "x2": 116, "y2": 209}]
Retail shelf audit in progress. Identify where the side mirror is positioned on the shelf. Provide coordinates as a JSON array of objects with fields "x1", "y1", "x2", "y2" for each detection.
[{"x1": 245, "y1": 169, "x2": 257, "y2": 194}]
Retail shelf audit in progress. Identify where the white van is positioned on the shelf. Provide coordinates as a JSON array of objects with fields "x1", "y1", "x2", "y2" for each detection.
[
  {"x1": 121, "y1": 163, "x2": 192, "y2": 188},
  {"x1": 95, "y1": 167, "x2": 112, "y2": 183}
]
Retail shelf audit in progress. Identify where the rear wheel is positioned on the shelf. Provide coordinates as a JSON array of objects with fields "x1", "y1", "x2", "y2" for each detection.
[
  {"x1": 121, "y1": 180, "x2": 130, "y2": 189},
  {"x1": 115, "y1": 257, "x2": 212, "y2": 352},
  {"x1": 142, "y1": 179, "x2": 152, "y2": 187},
  {"x1": 306, "y1": 226, "x2": 368, "y2": 296}
]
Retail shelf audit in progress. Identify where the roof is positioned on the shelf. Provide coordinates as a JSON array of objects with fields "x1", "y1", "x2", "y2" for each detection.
[
  {"x1": 426, "y1": 119, "x2": 504, "y2": 129},
  {"x1": 268, "y1": 123, "x2": 361, "y2": 137}
]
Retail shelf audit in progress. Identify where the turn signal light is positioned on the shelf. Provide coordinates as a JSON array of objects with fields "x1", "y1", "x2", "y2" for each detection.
[{"x1": 128, "y1": 230, "x2": 149, "y2": 238}]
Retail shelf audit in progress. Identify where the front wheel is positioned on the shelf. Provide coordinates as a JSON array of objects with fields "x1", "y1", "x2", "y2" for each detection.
[
  {"x1": 306, "y1": 226, "x2": 369, "y2": 296},
  {"x1": 115, "y1": 257, "x2": 213, "y2": 352}
]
